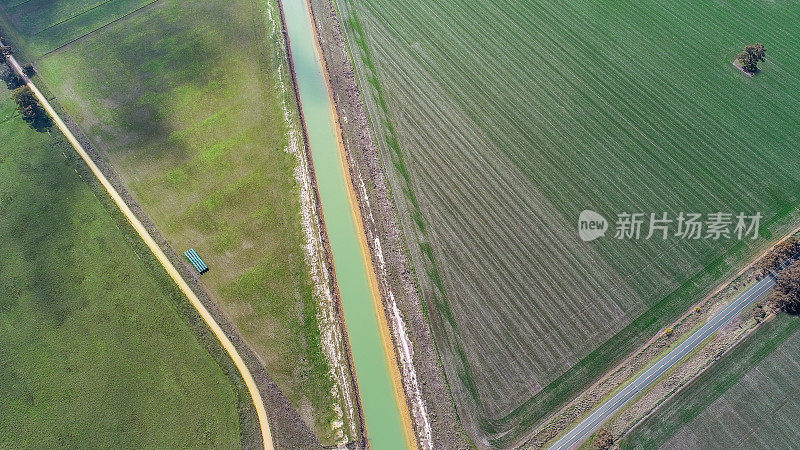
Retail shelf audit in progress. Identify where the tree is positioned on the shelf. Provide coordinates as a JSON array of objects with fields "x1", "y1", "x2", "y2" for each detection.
[
  {"x1": 0, "y1": 62, "x2": 24, "y2": 89},
  {"x1": 593, "y1": 427, "x2": 614, "y2": 450},
  {"x1": 22, "y1": 62, "x2": 35, "y2": 77},
  {"x1": 737, "y1": 43, "x2": 766, "y2": 73},
  {"x1": 12, "y1": 85, "x2": 36, "y2": 108},
  {"x1": 756, "y1": 236, "x2": 799, "y2": 278},
  {"x1": 770, "y1": 260, "x2": 800, "y2": 314},
  {"x1": 10, "y1": 85, "x2": 51, "y2": 130}
]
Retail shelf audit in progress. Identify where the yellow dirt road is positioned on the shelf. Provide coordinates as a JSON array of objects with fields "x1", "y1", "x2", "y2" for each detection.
[{"x1": 4, "y1": 53, "x2": 274, "y2": 450}]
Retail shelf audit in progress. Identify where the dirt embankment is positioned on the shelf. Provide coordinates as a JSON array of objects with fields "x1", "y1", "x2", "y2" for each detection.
[{"x1": 301, "y1": 0, "x2": 472, "y2": 447}]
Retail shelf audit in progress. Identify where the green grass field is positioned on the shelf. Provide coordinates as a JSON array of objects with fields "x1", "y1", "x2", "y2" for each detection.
[
  {"x1": 336, "y1": 0, "x2": 800, "y2": 444},
  {"x1": 0, "y1": 0, "x2": 155, "y2": 56},
  {"x1": 0, "y1": 91, "x2": 241, "y2": 447},
  {"x1": 620, "y1": 313, "x2": 800, "y2": 449},
  {"x1": 0, "y1": 0, "x2": 349, "y2": 443}
]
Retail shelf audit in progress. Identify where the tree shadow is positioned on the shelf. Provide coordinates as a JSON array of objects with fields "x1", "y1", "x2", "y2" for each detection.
[
  {"x1": 26, "y1": 111, "x2": 52, "y2": 131},
  {"x1": 0, "y1": 63, "x2": 24, "y2": 89},
  {"x1": 2, "y1": 62, "x2": 50, "y2": 131}
]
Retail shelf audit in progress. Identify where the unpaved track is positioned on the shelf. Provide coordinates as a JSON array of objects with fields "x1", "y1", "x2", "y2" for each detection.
[{"x1": 4, "y1": 53, "x2": 274, "y2": 450}]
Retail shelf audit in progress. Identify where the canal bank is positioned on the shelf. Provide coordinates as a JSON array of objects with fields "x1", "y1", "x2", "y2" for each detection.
[
  {"x1": 277, "y1": 0, "x2": 416, "y2": 448},
  {"x1": 291, "y1": 0, "x2": 473, "y2": 446}
]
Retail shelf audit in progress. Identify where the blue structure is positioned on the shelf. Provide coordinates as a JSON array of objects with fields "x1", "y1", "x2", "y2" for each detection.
[{"x1": 184, "y1": 248, "x2": 209, "y2": 274}]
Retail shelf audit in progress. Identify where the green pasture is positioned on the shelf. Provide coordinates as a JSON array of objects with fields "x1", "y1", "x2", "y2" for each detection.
[
  {"x1": 0, "y1": 0, "x2": 346, "y2": 442},
  {"x1": 0, "y1": 92, "x2": 240, "y2": 447},
  {"x1": 1, "y1": 0, "x2": 155, "y2": 56}
]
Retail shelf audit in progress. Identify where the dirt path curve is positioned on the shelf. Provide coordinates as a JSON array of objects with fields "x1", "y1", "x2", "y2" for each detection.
[{"x1": 4, "y1": 52, "x2": 274, "y2": 450}]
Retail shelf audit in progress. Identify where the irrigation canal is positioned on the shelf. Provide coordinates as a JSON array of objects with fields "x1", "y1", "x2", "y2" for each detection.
[{"x1": 280, "y1": 1, "x2": 411, "y2": 448}]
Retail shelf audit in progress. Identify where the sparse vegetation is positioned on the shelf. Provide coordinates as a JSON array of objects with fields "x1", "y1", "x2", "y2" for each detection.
[
  {"x1": 756, "y1": 236, "x2": 799, "y2": 278},
  {"x1": 593, "y1": 427, "x2": 614, "y2": 450}
]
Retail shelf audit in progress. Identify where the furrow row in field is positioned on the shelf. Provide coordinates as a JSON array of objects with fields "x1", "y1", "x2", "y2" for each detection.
[
  {"x1": 340, "y1": 0, "x2": 800, "y2": 443},
  {"x1": 352, "y1": 22, "x2": 644, "y2": 418}
]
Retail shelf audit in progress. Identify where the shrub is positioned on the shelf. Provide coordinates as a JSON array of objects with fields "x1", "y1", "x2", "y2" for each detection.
[
  {"x1": 593, "y1": 427, "x2": 614, "y2": 450},
  {"x1": 756, "y1": 236, "x2": 800, "y2": 278},
  {"x1": 769, "y1": 260, "x2": 800, "y2": 314},
  {"x1": 0, "y1": 62, "x2": 24, "y2": 89},
  {"x1": 10, "y1": 85, "x2": 51, "y2": 130}
]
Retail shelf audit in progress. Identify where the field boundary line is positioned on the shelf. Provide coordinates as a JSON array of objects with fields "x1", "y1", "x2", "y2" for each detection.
[
  {"x1": 33, "y1": 0, "x2": 116, "y2": 36},
  {"x1": 3, "y1": 50, "x2": 274, "y2": 450},
  {"x1": 39, "y1": 0, "x2": 162, "y2": 58}
]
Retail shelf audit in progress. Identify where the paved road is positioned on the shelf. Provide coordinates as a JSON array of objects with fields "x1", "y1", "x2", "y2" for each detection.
[
  {"x1": 2, "y1": 48, "x2": 274, "y2": 449},
  {"x1": 548, "y1": 274, "x2": 776, "y2": 450}
]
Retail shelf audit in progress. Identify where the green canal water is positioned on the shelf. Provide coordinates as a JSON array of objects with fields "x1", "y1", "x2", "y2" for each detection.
[{"x1": 280, "y1": 1, "x2": 408, "y2": 448}]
